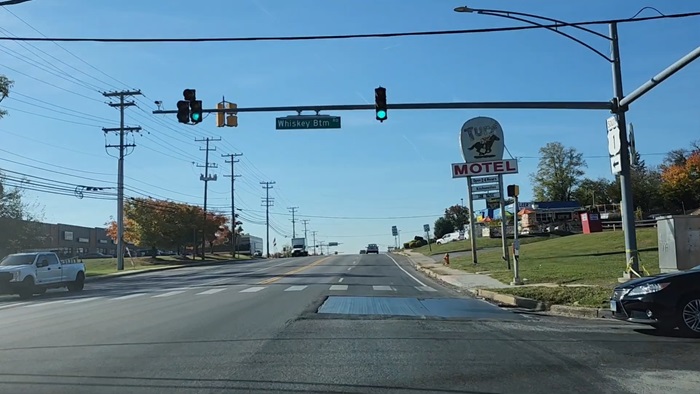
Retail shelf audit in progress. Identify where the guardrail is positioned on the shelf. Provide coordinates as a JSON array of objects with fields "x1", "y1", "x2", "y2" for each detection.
[{"x1": 602, "y1": 219, "x2": 657, "y2": 230}]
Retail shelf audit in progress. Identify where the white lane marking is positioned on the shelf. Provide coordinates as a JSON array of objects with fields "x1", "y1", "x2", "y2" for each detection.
[
  {"x1": 152, "y1": 290, "x2": 186, "y2": 298},
  {"x1": 385, "y1": 254, "x2": 427, "y2": 287},
  {"x1": 113, "y1": 293, "x2": 146, "y2": 300},
  {"x1": 347, "y1": 267, "x2": 353, "y2": 271},
  {"x1": 0, "y1": 302, "x2": 27, "y2": 310},
  {"x1": 240, "y1": 286, "x2": 266, "y2": 293},
  {"x1": 353, "y1": 261, "x2": 357, "y2": 265},
  {"x1": 196, "y1": 288, "x2": 227, "y2": 295},
  {"x1": 416, "y1": 286, "x2": 438, "y2": 292},
  {"x1": 24, "y1": 300, "x2": 66, "y2": 308},
  {"x1": 199, "y1": 259, "x2": 301, "y2": 287},
  {"x1": 64, "y1": 297, "x2": 103, "y2": 304},
  {"x1": 373, "y1": 285, "x2": 393, "y2": 291},
  {"x1": 329, "y1": 285, "x2": 348, "y2": 291},
  {"x1": 338, "y1": 278, "x2": 344, "y2": 283},
  {"x1": 284, "y1": 285, "x2": 307, "y2": 292}
]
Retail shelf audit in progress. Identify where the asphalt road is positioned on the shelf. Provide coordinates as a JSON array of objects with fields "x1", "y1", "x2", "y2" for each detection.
[{"x1": 0, "y1": 253, "x2": 698, "y2": 393}]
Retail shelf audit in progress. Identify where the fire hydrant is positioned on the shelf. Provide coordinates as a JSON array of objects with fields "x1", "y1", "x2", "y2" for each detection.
[{"x1": 443, "y1": 253, "x2": 450, "y2": 266}]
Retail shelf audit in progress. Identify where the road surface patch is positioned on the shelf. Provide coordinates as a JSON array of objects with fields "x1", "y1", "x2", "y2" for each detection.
[{"x1": 316, "y1": 296, "x2": 524, "y2": 319}]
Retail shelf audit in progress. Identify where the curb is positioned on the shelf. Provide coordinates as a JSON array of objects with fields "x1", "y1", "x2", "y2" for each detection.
[
  {"x1": 85, "y1": 260, "x2": 232, "y2": 282},
  {"x1": 548, "y1": 304, "x2": 613, "y2": 319},
  {"x1": 476, "y1": 289, "x2": 547, "y2": 311}
]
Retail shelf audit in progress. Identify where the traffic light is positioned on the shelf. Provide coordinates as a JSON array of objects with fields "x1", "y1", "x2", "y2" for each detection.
[
  {"x1": 507, "y1": 185, "x2": 520, "y2": 197},
  {"x1": 226, "y1": 103, "x2": 238, "y2": 127},
  {"x1": 216, "y1": 102, "x2": 225, "y2": 127},
  {"x1": 176, "y1": 100, "x2": 190, "y2": 124},
  {"x1": 375, "y1": 86, "x2": 387, "y2": 122},
  {"x1": 183, "y1": 89, "x2": 196, "y2": 102},
  {"x1": 190, "y1": 100, "x2": 203, "y2": 123}
]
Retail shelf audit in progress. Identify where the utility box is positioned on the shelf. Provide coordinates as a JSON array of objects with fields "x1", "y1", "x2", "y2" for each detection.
[
  {"x1": 580, "y1": 212, "x2": 603, "y2": 234},
  {"x1": 656, "y1": 215, "x2": 700, "y2": 273}
]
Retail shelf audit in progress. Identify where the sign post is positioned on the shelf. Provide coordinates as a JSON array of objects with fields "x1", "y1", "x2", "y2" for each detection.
[
  {"x1": 391, "y1": 225, "x2": 398, "y2": 249},
  {"x1": 507, "y1": 184, "x2": 523, "y2": 285},
  {"x1": 456, "y1": 116, "x2": 516, "y2": 265},
  {"x1": 423, "y1": 223, "x2": 432, "y2": 252}
]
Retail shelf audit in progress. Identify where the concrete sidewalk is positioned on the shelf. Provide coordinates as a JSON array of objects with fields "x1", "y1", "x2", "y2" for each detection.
[{"x1": 397, "y1": 250, "x2": 509, "y2": 293}]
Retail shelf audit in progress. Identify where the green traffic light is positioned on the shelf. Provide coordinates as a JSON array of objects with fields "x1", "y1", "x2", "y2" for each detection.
[
  {"x1": 192, "y1": 113, "x2": 201, "y2": 121},
  {"x1": 377, "y1": 110, "x2": 386, "y2": 119}
]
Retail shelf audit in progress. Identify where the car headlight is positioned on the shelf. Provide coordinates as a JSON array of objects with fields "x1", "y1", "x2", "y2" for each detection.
[
  {"x1": 11, "y1": 271, "x2": 20, "y2": 282},
  {"x1": 627, "y1": 282, "x2": 670, "y2": 297}
]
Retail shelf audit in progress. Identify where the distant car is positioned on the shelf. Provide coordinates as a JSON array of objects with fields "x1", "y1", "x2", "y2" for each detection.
[
  {"x1": 610, "y1": 264, "x2": 700, "y2": 336},
  {"x1": 359, "y1": 250, "x2": 366, "y2": 254},
  {"x1": 366, "y1": 244, "x2": 379, "y2": 254}
]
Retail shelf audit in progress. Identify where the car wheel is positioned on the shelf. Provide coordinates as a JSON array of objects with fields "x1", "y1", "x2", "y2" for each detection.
[
  {"x1": 68, "y1": 272, "x2": 85, "y2": 292},
  {"x1": 678, "y1": 295, "x2": 700, "y2": 337}
]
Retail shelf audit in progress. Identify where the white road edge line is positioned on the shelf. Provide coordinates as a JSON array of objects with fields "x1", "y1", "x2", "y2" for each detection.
[
  {"x1": 338, "y1": 278, "x2": 344, "y2": 282},
  {"x1": 386, "y1": 254, "x2": 427, "y2": 287}
]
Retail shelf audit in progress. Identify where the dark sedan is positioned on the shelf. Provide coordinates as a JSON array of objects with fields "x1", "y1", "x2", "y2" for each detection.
[{"x1": 610, "y1": 264, "x2": 700, "y2": 336}]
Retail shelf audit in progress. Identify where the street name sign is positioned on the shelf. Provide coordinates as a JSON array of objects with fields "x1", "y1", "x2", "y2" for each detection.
[
  {"x1": 470, "y1": 176, "x2": 499, "y2": 185},
  {"x1": 276, "y1": 115, "x2": 341, "y2": 130},
  {"x1": 451, "y1": 159, "x2": 519, "y2": 178},
  {"x1": 472, "y1": 191, "x2": 501, "y2": 200},
  {"x1": 472, "y1": 183, "x2": 499, "y2": 192}
]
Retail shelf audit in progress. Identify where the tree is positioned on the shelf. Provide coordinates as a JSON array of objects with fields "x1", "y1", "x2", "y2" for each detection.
[
  {"x1": 530, "y1": 142, "x2": 587, "y2": 201},
  {"x1": 660, "y1": 151, "x2": 700, "y2": 212},
  {"x1": 572, "y1": 178, "x2": 616, "y2": 207},
  {"x1": 433, "y1": 217, "x2": 454, "y2": 239},
  {"x1": 443, "y1": 204, "x2": 470, "y2": 231},
  {"x1": 0, "y1": 172, "x2": 44, "y2": 256},
  {"x1": 104, "y1": 198, "x2": 230, "y2": 255},
  {"x1": 0, "y1": 74, "x2": 13, "y2": 120}
]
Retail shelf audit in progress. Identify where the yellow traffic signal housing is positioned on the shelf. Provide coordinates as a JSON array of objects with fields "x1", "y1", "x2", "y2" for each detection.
[
  {"x1": 216, "y1": 103, "x2": 225, "y2": 127},
  {"x1": 226, "y1": 103, "x2": 238, "y2": 127}
]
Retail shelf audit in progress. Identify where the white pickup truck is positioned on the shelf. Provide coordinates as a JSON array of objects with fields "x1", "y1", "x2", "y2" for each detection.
[{"x1": 0, "y1": 252, "x2": 86, "y2": 299}]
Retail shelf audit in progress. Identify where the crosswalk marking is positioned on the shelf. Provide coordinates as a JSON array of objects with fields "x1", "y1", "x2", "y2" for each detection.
[
  {"x1": 284, "y1": 285, "x2": 307, "y2": 292},
  {"x1": 113, "y1": 293, "x2": 146, "y2": 300},
  {"x1": 1, "y1": 282, "x2": 444, "y2": 311},
  {"x1": 64, "y1": 297, "x2": 103, "y2": 304},
  {"x1": 24, "y1": 300, "x2": 65, "y2": 308},
  {"x1": 240, "y1": 286, "x2": 265, "y2": 293},
  {"x1": 152, "y1": 290, "x2": 186, "y2": 298},
  {"x1": 196, "y1": 288, "x2": 227, "y2": 295}
]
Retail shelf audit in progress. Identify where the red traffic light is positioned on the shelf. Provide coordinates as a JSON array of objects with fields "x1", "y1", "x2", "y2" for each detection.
[{"x1": 183, "y1": 89, "x2": 196, "y2": 101}]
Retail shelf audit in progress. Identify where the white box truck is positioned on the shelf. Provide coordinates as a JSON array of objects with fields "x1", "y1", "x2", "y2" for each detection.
[{"x1": 291, "y1": 237, "x2": 308, "y2": 257}]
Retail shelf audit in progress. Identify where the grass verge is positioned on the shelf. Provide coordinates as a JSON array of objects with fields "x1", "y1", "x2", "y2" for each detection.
[
  {"x1": 83, "y1": 253, "x2": 249, "y2": 277},
  {"x1": 487, "y1": 286, "x2": 614, "y2": 308},
  {"x1": 412, "y1": 234, "x2": 552, "y2": 256},
  {"x1": 450, "y1": 228, "x2": 660, "y2": 288}
]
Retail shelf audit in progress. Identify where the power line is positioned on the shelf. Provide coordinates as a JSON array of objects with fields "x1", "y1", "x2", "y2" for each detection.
[{"x1": 0, "y1": 11, "x2": 697, "y2": 43}]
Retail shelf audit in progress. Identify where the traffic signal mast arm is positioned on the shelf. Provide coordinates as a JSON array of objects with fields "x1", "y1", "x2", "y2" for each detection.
[{"x1": 158, "y1": 100, "x2": 613, "y2": 116}]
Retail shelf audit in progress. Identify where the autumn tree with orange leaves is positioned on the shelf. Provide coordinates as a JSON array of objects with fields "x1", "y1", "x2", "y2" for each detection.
[
  {"x1": 660, "y1": 151, "x2": 700, "y2": 211},
  {"x1": 105, "y1": 197, "x2": 231, "y2": 255}
]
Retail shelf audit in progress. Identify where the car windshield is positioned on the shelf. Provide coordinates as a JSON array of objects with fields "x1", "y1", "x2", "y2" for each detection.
[
  {"x1": 0, "y1": 254, "x2": 36, "y2": 266},
  {"x1": 690, "y1": 264, "x2": 700, "y2": 271}
]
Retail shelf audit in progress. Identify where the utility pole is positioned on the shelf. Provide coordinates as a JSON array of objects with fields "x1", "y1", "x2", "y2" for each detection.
[
  {"x1": 288, "y1": 206, "x2": 299, "y2": 238},
  {"x1": 196, "y1": 137, "x2": 221, "y2": 260},
  {"x1": 301, "y1": 219, "x2": 310, "y2": 248},
  {"x1": 222, "y1": 152, "x2": 242, "y2": 259},
  {"x1": 261, "y1": 181, "x2": 276, "y2": 258},
  {"x1": 311, "y1": 231, "x2": 318, "y2": 256},
  {"x1": 103, "y1": 89, "x2": 142, "y2": 271}
]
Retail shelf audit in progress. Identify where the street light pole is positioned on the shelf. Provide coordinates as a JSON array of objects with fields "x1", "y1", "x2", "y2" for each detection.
[{"x1": 453, "y1": 6, "x2": 640, "y2": 273}]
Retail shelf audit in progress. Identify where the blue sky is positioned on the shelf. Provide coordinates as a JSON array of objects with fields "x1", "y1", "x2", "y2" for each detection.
[{"x1": 0, "y1": 0, "x2": 698, "y2": 253}]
